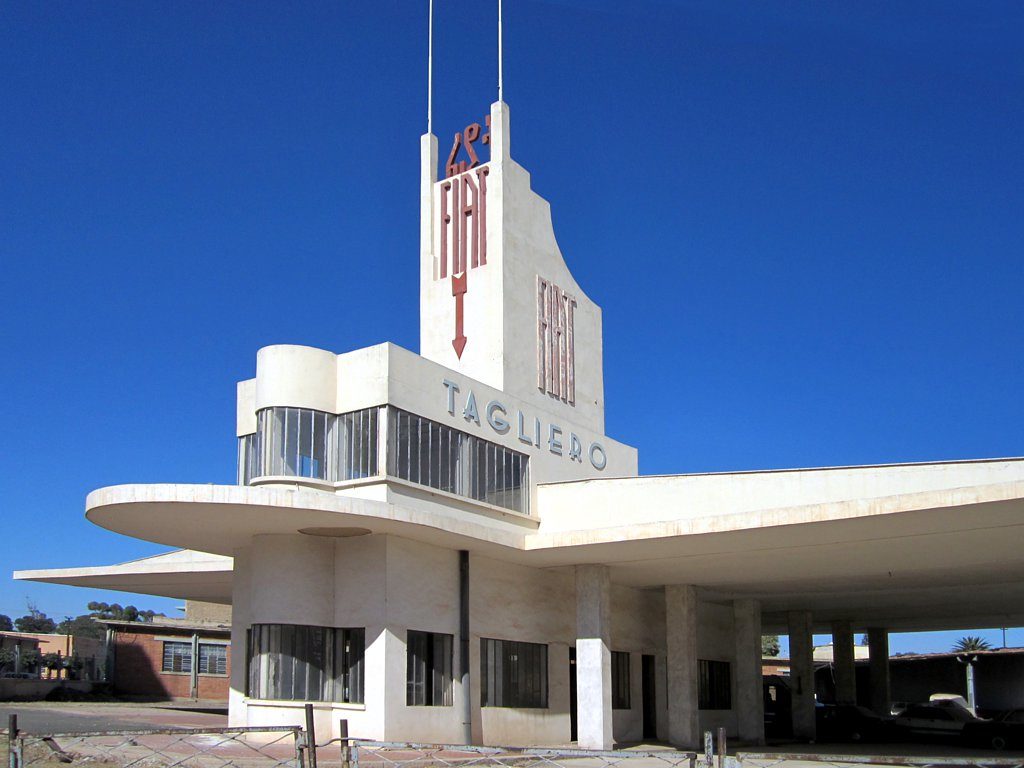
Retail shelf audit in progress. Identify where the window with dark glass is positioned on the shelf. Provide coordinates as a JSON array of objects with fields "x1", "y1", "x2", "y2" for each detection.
[
  {"x1": 406, "y1": 630, "x2": 453, "y2": 706},
  {"x1": 199, "y1": 643, "x2": 227, "y2": 675},
  {"x1": 388, "y1": 408, "x2": 528, "y2": 513},
  {"x1": 480, "y1": 638, "x2": 547, "y2": 708},
  {"x1": 698, "y1": 659, "x2": 731, "y2": 710},
  {"x1": 162, "y1": 641, "x2": 192, "y2": 673},
  {"x1": 611, "y1": 651, "x2": 631, "y2": 709},
  {"x1": 247, "y1": 624, "x2": 364, "y2": 703}
]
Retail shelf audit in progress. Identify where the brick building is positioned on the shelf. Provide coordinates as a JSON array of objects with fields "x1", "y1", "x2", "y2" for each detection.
[{"x1": 103, "y1": 618, "x2": 231, "y2": 700}]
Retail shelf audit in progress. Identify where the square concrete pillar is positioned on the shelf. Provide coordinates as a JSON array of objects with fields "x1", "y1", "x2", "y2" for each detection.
[
  {"x1": 733, "y1": 599, "x2": 765, "y2": 744},
  {"x1": 665, "y1": 585, "x2": 699, "y2": 749},
  {"x1": 831, "y1": 620, "x2": 856, "y2": 705},
  {"x1": 867, "y1": 627, "x2": 891, "y2": 716},
  {"x1": 787, "y1": 611, "x2": 815, "y2": 742},
  {"x1": 575, "y1": 565, "x2": 613, "y2": 750}
]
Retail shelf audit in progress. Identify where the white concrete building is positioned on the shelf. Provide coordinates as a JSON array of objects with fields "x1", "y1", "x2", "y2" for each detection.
[{"x1": 16, "y1": 101, "x2": 1024, "y2": 750}]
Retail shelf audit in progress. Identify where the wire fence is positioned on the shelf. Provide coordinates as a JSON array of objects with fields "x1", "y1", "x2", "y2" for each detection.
[
  {"x1": 5, "y1": 716, "x2": 303, "y2": 768},
  {"x1": 334, "y1": 740, "x2": 700, "y2": 768},
  {"x1": 729, "y1": 754, "x2": 1024, "y2": 768},
  {"x1": 7, "y1": 710, "x2": 1024, "y2": 768}
]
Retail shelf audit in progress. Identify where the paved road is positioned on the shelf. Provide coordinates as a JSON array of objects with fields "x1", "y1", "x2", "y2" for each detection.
[{"x1": 0, "y1": 702, "x2": 227, "y2": 734}]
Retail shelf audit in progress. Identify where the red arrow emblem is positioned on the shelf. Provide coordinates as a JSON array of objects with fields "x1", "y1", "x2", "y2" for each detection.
[{"x1": 451, "y1": 272, "x2": 467, "y2": 358}]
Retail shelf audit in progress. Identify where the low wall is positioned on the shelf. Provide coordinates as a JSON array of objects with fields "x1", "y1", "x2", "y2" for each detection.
[{"x1": 0, "y1": 679, "x2": 93, "y2": 700}]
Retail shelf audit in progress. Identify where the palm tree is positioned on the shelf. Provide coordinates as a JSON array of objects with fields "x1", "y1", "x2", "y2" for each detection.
[{"x1": 953, "y1": 635, "x2": 991, "y2": 652}]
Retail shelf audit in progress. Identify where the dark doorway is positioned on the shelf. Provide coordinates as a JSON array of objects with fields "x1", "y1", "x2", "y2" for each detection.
[
  {"x1": 642, "y1": 654, "x2": 657, "y2": 739},
  {"x1": 763, "y1": 675, "x2": 792, "y2": 739},
  {"x1": 569, "y1": 647, "x2": 578, "y2": 742}
]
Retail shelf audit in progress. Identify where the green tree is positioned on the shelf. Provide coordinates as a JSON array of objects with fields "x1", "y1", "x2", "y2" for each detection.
[
  {"x1": 0, "y1": 614, "x2": 12, "y2": 631},
  {"x1": 56, "y1": 614, "x2": 105, "y2": 640},
  {"x1": 762, "y1": 635, "x2": 781, "y2": 657},
  {"x1": 953, "y1": 635, "x2": 991, "y2": 652},
  {"x1": 87, "y1": 602, "x2": 163, "y2": 622},
  {"x1": 14, "y1": 603, "x2": 57, "y2": 633},
  {"x1": 20, "y1": 649, "x2": 40, "y2": 673},
  {"x1": 0, "y1": 647, "x2": 15, "y2": 672},
  {"x1": 38, "y1": 652, "x2": 64, "y2": 679}
]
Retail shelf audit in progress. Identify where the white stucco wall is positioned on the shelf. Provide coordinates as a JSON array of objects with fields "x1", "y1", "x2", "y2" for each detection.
[
  {"x1": 419, "y1": 102, "x2": 606, "y2": 436},
  {"x1": 236, "y1": 340, "x2": 638, "y2": 501},
  {"x1": 536, "y1": 459, "x2": 1024, "y2": 533},
  {"x1": 230, "y1": 532, "x2": 688, "y2": 746},
  {"x1": 609, "y1": 586, "x2": 667, "y2": 743}
]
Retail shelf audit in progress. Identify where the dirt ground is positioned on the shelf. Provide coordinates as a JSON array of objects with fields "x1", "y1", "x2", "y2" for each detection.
[
  {"x1": 1, "y1": 703, "x2": 294, "y2": 768},
  {"x1": 0, "y1": 700, "x2": 227, "y2": 734}
]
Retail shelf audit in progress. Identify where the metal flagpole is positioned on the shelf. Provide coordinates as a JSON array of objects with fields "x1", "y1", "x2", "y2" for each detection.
[
  {"x1": 428, "y1": 0, "x2": 434, "y2": 134},
  {"x1": 497, "y1": 0, "x2": 503, "y2": 102}
]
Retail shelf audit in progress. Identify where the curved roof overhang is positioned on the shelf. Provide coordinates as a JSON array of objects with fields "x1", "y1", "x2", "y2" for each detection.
[{"x1": 37, "y1": 466, "x2": 1024, "y2": 634}]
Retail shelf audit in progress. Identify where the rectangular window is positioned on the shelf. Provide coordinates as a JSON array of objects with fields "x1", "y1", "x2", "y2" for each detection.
[
  {"x1": 162, "y1": 641, "x2": 192, "y2": 673},
  {"x1": 611, "y1": 651, "x2": 631, "y2": 709},
  {"x1": 387, "y1": 407, "x2": 529, "y2": 514},
  {"x1": 333, "y1": 407, "x2": 379, "y2": 481},
  {"x1": 480, "y1": 638, "x2": 547, "y2": 708},
  {"x1": 247, "y1": 624, "x2": 365, "y2": 703},
  {"x1": 238, "y1": 433, "x2": 259, "y2": 485},
  {"x1": 406, "y1": 630, "x2": 454, "y2": 706},
  {"x1": 698, "y1": 659, "x2": 731, "y2": 710},
  {"x1": 198, "y1": 643, "x2": 227, "y2": 675}
]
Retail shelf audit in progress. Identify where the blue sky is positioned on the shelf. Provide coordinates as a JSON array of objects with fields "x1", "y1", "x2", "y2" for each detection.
[{"x1": 1, "y1": 2, "x2": 1021, "y2": 653}]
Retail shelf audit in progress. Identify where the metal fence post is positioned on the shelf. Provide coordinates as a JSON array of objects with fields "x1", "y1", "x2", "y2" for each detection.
[
  {"x1": 295, "y1": 728, "x2": 306, "y2": 768},
  {"x1": 716, "y1": 727, "x2": 727, "y2": 768},
  {"x1": 8, "y1": 714, "x2": 17, "y2": 768},
  {"x1": 304, "y1": 703, "x2": 318, "y2": 768},
  {"x1": 339, "y1": 719, "x2": 350, "y2": 768}
]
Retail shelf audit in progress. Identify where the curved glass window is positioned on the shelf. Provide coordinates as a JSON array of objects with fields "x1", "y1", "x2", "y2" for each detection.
[
  {"x1": 239, "y1": 407, "x2": 379, "y2": 484},
  {"x1": 261, "y1": 408, "x2": 331, "y2": 479},
  {"x1": 247, "y1": 624, "x2": 364, "y2": 703}
]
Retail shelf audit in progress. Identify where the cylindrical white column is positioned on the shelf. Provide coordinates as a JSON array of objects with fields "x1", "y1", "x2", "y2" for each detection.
[
  {"x1": 788, "y1": 611, "x2": 816, "y2": 741},
  {"x1": 868, "y1": 627, "x2": 891, "y2": 716},
  {"x1": 228, "y1": 546, "x2": 253, "y2": 727},
  {"x1": 666, "y1": 584, "x2": 699, "y2": 749},
  {"x1": 733, "y1": 599, "x2": 765, "y2": 744},
  {"x1": 832, "y1": 620, "x2": 857, "y2": 705},
  {"x1": 575, "y1": 565, "x2": 612, "y2": 750}
]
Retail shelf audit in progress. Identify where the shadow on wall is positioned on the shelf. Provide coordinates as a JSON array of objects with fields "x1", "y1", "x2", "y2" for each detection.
[{"x1": 113, "y1": 634, "x2": 174, "y2": 699}]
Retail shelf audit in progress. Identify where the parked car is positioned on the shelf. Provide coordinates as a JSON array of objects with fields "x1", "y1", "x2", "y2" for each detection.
[
  {"x1": 963, "y1": 709, "x2": 1024, "y2": 750},
  {"x1": 816, "y1": 704, "x2": 889, "y2": 743},
  {"x1": 889, "y1": 702, "x2": 984, "y2": 741}
]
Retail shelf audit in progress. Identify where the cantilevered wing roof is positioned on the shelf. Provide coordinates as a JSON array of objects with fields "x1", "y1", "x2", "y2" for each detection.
[
  {"x1": 13, "y1": 549, "x2": 233, "y2": 604},
  {"x1": 16, "y1": 458, "x2": 1024, "y2": 633}
]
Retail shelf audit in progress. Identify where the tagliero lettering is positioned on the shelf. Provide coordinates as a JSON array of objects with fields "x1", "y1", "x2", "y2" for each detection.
[{"x1": 442, "y1": 379, "x2": 607, "y2": 471}]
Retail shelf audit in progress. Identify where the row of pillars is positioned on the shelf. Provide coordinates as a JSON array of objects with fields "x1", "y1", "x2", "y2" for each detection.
[
  {"x1": 575, "y1": 567, "x2": 893, "y2": 749},
  {"x1": 575, "y1": 567, "x2": 765, "y2": 750},
  {"x1": 788, "y1": 613, "x2": 891, "y2": 741}
]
